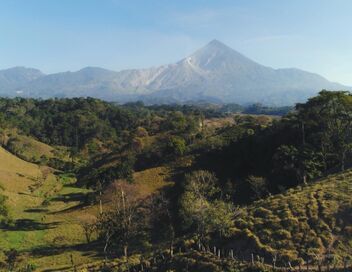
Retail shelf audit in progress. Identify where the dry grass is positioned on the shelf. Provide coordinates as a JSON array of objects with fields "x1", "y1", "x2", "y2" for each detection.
[
  {"x1": 203, "y1": 117, "x2": 236, "y2": 130},
  {"x1": 132, "y1": 166, "x2": 173, "y2": 196},
  {"x1": 0, "y1": 146, "x2": 41, "y2": 193},
  {"x1": 231, "y1": 170, "x2": 352, "y2": 264},
  {"x1": 102, "y1": 166, "x2": 173, "y2": 206},
  {"x1": 8, "y1": 134, "x2": 54, "y2": 160}
]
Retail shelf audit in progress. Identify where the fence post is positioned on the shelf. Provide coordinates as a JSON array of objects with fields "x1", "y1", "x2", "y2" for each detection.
[
  {"x1": 306, "y1": 259, "x2": 309, "y2": 272},
  {"x1": 272, "y1": 254, "x2": 277, "y2": 270}
]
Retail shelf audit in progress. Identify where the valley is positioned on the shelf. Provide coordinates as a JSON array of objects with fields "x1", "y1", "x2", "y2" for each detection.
[
  {"x1": 3, "y1": 1, "x2": 352, "y2": 271},
  {"x1": 0, "y1": 93, "x2": 350, "y2": 271}
]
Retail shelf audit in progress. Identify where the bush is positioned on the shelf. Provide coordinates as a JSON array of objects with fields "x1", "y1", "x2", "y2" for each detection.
[
  {"x1": 41, "y1": 199, "x2": 50, "y2": 207},
  {"x1": 167, "y1": 136, "x2": 187, "y2": 156}
]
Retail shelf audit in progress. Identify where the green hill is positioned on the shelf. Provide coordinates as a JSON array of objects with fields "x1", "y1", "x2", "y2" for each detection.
[
  {"x1": 0, "y1": 129, "x2": 72, "y2": 169},
  {"x1": 230, "y1": 170, "x2": 352, "y2": 264},
  {"x1": 0, "y1": 95, "x2": 350, "y2": 271},
  {"x1": 0, "y1": 146, "x2": 96, "y2": 270},
  {"x1": 0, "y1": 145, "x2": 175, "y2": 270},
  {"x1": 5, "y1": 134, "x2": 54, "y2": 162}
]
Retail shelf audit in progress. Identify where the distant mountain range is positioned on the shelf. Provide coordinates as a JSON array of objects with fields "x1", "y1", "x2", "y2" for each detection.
[{"x1": 0, "y1": 40, "x2": 348, "y2": 105}]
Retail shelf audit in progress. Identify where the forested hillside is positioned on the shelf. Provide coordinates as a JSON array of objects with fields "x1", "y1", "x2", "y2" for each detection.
[{"x1": 0, "y1": 91, "x2": 350, "y2": 271}]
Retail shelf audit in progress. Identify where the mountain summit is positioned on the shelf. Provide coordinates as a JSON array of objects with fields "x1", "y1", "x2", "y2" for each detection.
[
  {"x1": 189, "y1": 39, "x2": 260, "y2": 71},
  {"x1": 0, "y1": 40, "x2": 347, "y2": 105}
]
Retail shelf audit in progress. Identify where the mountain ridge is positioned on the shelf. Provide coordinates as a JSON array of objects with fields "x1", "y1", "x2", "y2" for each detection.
[{"x1": 0, "y1": 40, "x2": 349, "y2": 105}]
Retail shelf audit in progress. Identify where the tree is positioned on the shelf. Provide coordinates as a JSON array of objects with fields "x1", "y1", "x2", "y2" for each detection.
[
  {"x1": 96, "y1": 154, "x2": 136, "y2": 185},
  {"x1": 135, "y1": 126, "x2": 148, "y2": 137},
  {"x1": 79, "y1": 215, "x2": 97, "y2": 243},
  {"x1": 151, "y1": 192, "x2": 175, "y2": 256},
  {"x1": 296, "y1": 90, "x2": 352, "y2": 172},
  {"x1": 246, "y1": 175, "x2": 268, "y2": 200},
  {"x1": 179, "y1": 171, "x2": 238, "y2": 244},
  {"x1": 4, "y1": 249, "x2": 18, "y2": 271},
  {"x1": 0, "y1": 194, "x2": 9, "y2": 225},
  {"x1": 165, "y1": 111, "x2": 187, "y2": 132},
  {"x1": 167, "y1": 136, "x2": 187, "y2": 156},
  {"x1": 96, "y1": 185, "x2": 145, "y2": 259}
]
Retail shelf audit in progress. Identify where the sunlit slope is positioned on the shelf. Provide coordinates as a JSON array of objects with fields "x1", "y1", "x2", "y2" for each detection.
[
  {"x1": 0, "y1": 146, "x2": 174, "y2": 270},
  {"x1": 0, "y1": 146, "x2": 94, "y2": 267},
  {"x1": 0, "y1": 130, "x2": 71, "y2": 165},
  {"x1": 5, "y1": 134, "x2": 54, "y2": 161},
  {"x1": 231, "y1": 170, "x2": 352, "y2": 262},
  {"x1": 0, "y1": 146, "x2": 42, "y2": 193}
]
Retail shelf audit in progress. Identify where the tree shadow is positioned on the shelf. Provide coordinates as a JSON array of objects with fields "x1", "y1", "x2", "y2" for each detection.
[
  {"x1": 50, "y1": 192, "x2": 87, "y2": 203},
  {"x1": 41, "y1": 266, "x2": 71, "y2": 272},
  {"x1": 50, "y1": 203, "x2": 86, "y2": 214},
  {"x1": 18, "y1": 192, "x2": 41, "y2": 197},
  {"x1": 0, "y1": 219, "x2": 60, "y2": 231},
  {"x1": 31, "y1": 241, "x2": 104, "y2": 259},
  {"x1": 62, "y1": 183, "x2": 83, "y2": 188},
  {"x1": 24, "y1": 208, "x2": 49, "y2": 213}
]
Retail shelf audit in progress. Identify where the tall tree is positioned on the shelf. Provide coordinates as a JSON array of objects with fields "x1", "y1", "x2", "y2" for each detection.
[
  {"x1": 151, "y1": 192, "x2": 176, "y2": 257},
  {"x1": 180, "y1": 171, "x2": 238, "y2": 244},
  {"x1": 96, "y1": 185, "x2": 145, "y2": 259},
  {"x1": 297, "y1": 90, "x2": 352, "y2": 171}
]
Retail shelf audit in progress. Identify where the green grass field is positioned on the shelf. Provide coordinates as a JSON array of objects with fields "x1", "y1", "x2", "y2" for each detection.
[
  {"x1": 0, "y1": 146, "x2": 173, "y2": 271},
  {"x1": 0, "y1": 146, "x2": 97, "y2": 270}
]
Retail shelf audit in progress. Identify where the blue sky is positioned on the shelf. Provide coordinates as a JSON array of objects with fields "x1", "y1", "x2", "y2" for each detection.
[{"x1": 1, "y1": 0, "x2": 352, "y2": 85}]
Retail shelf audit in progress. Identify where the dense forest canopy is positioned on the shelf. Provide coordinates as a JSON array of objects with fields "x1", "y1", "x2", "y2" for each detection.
[
  {"x1": 0, "y1": 98, "x2": 290, "y2": 147},
  {"x1": 0, "y1": 92, "x2": 350, "y2": 197}
]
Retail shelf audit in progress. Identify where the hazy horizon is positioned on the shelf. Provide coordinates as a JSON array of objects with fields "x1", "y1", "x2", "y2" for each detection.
[{"x1": 1, "y1": 0, "x2": 352, "y2": 85}]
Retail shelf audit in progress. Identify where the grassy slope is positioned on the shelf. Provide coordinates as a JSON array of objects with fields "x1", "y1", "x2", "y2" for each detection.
[
  {"x1": 0, "y1": 146, "x2": 173, "y2": 271},
  {"x1": 1, "y1": 133, "x2": 350, "y2": 269},
  {"x1": 6, "y1": 134, "x2": 55, "y2": 161},
  {"x1": 0, "y1": 129, "x2": 54, "y2": 160},
  {"x1": 231, "y1": 170, "x2": 352, "y2": 264},
  {"x1": 0, "y1": 146, "x2": 95, "y2": 270},
  {"x1": 0, "y1": 129, "x2": 72, "y2": 166}
]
